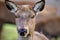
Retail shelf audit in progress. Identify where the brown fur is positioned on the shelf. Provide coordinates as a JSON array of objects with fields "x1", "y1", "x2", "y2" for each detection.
[{"x1": 35, "y1": 1, "x2": 60, "y2": 40}]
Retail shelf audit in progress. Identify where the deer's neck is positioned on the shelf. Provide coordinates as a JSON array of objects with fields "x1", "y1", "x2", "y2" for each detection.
[{"x1": 18, "y1": 36, "x2": 32, "y2": 40}]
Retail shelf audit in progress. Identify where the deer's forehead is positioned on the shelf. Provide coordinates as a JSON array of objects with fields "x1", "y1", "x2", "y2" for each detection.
[
  {"x1": 16, "y1": 5, "x2": 34, "y2": 15},
  {"x1": 17, "y1": 5, "x2": 32, "y2": 11}
]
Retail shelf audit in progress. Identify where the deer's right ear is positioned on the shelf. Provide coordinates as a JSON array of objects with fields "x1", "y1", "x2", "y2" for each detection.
[
  {"x1": 33, "y1": 0, "x2": 45, "y2": 13},
  {"x1": 5, "y1": 0, "x2": 18, "y2": 13}
]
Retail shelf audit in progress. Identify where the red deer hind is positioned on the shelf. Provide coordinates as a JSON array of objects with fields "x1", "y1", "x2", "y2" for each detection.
[{"x1": 5, "y1": 0, "x2": 48, "y2": 40}]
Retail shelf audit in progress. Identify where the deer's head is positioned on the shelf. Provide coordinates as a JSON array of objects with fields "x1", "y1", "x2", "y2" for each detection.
[{"x1": 5, "y1": 0, "x2": 45, "y2": 37}]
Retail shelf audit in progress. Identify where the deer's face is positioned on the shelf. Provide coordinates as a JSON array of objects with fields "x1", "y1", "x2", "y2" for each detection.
[
  {"x1": 5, "y1": 0, "x2": 45, "y2": 37},
  {"x1": 15, "y1": 6, "x2": 36, "y2": 37}
]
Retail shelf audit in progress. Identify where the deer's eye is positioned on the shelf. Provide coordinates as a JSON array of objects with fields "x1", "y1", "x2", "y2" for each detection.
[
  {"x1": 30, "y1": 15, "x2": 35, "y2": 19},
  {"x1": 15, "y1": 15, "x2": 20, "y2": 18}
]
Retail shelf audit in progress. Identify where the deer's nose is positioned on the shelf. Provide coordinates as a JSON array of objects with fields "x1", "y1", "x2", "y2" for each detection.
[{"x1": 18, "y1": 28, "x2": 27, "y2": 36}]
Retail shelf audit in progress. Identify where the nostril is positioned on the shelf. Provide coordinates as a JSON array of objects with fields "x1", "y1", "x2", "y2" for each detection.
[
  {"x1": 20, "y1": 32, "x2": 25, "y2": 36},
  {"x1": 18, "y1": 29, "x2": 27, "y2": 36}
]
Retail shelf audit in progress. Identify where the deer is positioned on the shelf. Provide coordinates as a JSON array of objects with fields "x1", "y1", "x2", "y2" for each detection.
[
  {"x1": 1, "y1": 0, "x2": 59, "y2": 40},
  {"x1": 0, "y1": 0, "x2": 40, "y2": 39},
  {"x1": 0, "y1": 0, "x2": 46, "y2": 39},
  {"x1": 5, "y1": 0, "x2": 49, "y2": 40}
]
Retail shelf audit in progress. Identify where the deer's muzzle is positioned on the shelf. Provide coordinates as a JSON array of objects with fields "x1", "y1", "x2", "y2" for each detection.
[{"x1": 18, "y1": 28, "x2": 27, "y2": 36}]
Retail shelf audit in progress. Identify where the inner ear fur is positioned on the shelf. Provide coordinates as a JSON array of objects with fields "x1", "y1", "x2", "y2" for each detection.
[{"x1": 5, "y1": 0, "x2": 18, "y2": 13}]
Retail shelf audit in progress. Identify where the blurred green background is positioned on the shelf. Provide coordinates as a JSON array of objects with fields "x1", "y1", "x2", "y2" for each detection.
[
  {"x1": 2, "y1": 23, "x2": 18, "y2": 40},
  {"x1": 1, "y1": 23, "x2": 60, "y2": 40}
]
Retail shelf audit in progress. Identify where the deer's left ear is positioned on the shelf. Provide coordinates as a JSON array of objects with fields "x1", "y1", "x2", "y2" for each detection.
[
  {"x1": 5, "y1": 1, "x2": 18, "y2": 13},
  {"x1": 33, "y1": 1, "x2": 45, "y2": 13}
]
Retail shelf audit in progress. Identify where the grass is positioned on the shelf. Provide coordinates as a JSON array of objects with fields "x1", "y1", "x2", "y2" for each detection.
[{"x1": 2, "y1": 23, "x2": 18, "y2": 40}]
